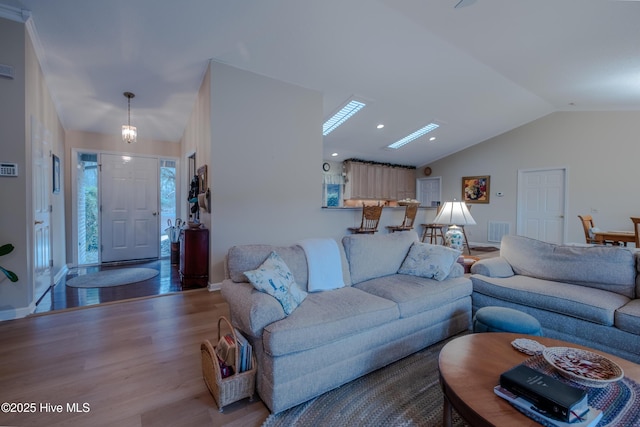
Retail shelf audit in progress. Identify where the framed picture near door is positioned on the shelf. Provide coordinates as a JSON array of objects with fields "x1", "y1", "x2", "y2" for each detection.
[
  {"x1": 462, "y1": 175, "x2": 489, "y2": 204},
  {"x1": 52, "y1": 154, "x2": 61, "y2": 194}
]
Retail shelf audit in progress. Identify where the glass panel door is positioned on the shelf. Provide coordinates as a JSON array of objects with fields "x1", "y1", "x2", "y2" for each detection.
[
  {"x1": 77, "y1": 153, "x2": 99, "y2": 265},
  {"x1": 160, "y1": 159, "x2": 177, "y2": 258}
]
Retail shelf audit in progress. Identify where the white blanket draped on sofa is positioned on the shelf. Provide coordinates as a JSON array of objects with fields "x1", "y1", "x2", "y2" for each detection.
[{"x1": 298, "y1": 238, "x2": 345, "y2": 292}]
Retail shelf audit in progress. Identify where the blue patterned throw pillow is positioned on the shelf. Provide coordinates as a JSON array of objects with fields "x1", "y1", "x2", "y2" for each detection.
[
  {"x1": 398, "y1": 242, "x2": 461, "y2": 281},
  {"x1": 244, "y1": 251, "x2": 307, "y2": 315}
]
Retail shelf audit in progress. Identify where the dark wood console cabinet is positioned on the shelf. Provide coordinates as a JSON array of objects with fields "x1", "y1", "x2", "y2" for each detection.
[{"x1": 179, "y1": 227, "x2": 209, "y2": 288}]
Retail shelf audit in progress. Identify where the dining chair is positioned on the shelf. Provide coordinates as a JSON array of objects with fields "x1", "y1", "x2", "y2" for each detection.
[
  {"x1": 577, "y1": 214, "x2": 607, "y2": 245},
  {"x1": 348, "y1": 204, "x2": 384, "y2": 234},
  {"x1": 387, "y1": 204, "x2": 419, "y2": 233},
  {"x1": 631, "y1": 217, "x2": 640, "y2": 248}
]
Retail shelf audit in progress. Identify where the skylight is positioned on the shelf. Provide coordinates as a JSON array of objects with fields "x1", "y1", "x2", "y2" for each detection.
[
  {"x1": 387, "y1": 123, "x2": 440, "y2": 149},
  {"x1": 323, "y1": 100, "x2": 366, "y2": 136}
]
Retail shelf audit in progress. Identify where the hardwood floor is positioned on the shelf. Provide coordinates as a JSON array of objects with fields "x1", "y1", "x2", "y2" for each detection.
[
  {"x1": 0, "y1": 289, "x2": 270, "y2": 427},
  {"x1": 35, "y1": 259, "x2": 184, "y2": 314},
  {"x1": 2, "y1": 247, "x2": 499, "y2": 426}
]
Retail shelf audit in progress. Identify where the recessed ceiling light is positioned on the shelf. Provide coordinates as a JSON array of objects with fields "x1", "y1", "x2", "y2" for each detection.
[
  {"x1": 331, "y1": 152, "x2": 338, "y2": 157},
  {"x1": 377, "y1": 124, "x2": 384, "y2": 129},
  {"x1": 323, "y1": 98, "x2": 366, "y2": 136},
  {"x1": 387, "y1": 123, "x2": 440, "y2": 149},
  {"x1": 429, "y1": 137, "x2": 436, "y2": 141}
]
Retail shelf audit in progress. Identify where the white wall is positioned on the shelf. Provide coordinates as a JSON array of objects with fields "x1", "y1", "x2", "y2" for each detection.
[
  {"x1": 208, "y1": 61, "x2": 327, "y2": 280},
  {"x1": 0, "y1": 18, "x2": 66, "y2": 319},
  {"x1": 423, "y1": 111, "x2": 640, "y2": 245},
  {"x1": 0, "y1": 18, "x2": 28, "y2": 318}
]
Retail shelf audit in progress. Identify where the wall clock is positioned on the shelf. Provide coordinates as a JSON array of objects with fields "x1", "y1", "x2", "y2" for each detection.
[
  {"x1": 423, "y1": 166, "x2": 432, "y2": 176},
  {"x1": 323, "y1": 162, "x2": 330, "y2": 172}
]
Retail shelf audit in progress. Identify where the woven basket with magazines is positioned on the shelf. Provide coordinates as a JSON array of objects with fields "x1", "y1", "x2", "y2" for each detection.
[{"x1": 201, "y1": 316, "x2": 256, "y2": 412}]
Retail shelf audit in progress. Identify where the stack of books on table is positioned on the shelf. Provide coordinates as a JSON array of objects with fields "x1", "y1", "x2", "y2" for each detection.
[{"x1": 495, "y1": 365, "x2": 603, "y2": 427}]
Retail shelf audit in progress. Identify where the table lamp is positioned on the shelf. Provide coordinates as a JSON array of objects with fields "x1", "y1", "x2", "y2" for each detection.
[{"x1": 433, "y1": 200, "x2": 476, "y2": 251}]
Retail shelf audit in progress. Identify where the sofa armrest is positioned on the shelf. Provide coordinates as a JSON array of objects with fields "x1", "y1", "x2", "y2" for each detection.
[
  {"x1": 470, "y1": 257, "x2": 514, "y2": 278},
  {"x1": 221, "y1": 279, "x2": 285, "y2": 338}
]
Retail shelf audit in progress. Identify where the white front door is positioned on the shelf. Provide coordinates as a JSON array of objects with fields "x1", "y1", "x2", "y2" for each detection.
[
  {"x1": 517, "y1": 168, "x2": 567, "y2": 244},
  {"x1": 31, "y1": 116, "x2": 52, "y2": 301},
  {"x1": 100, "y1": 154, "x2": 159, "y2": 262}
]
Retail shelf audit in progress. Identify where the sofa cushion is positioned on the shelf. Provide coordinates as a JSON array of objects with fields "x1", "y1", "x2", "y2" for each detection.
[
  {"x1": 472, "y1": 274, "x2": 630, "y2": 326},
  {"x1": 228, "y1": 244, "x2": 308, "y2": 285},
  {"x1": 262, "y1": 287, "x2": 399, "y2": 356},
  {"x1": 398, "y1": 242, "x2": 461, "y2": 281},
  {"x1": 615, "y1": 300, "x2": 640, "y2": 335},
  {"x1": 500, "y1": 235, "x2": 637, "y2": 298},
  {"x1": 470, "y1": 257, "x2": 514, "y2": 278},
  {"x1": 227, "y1": 242, "x2": 352, "y2": 291},
  {"x1": 342, "y1": 230, "x2": 418, "y2": 285},
  {"x1": 354, "y1": 274, "x2": 472, "y2": 318},
  {"x1": 244, "y1": 252, "x2": 308, "y2": 315}
]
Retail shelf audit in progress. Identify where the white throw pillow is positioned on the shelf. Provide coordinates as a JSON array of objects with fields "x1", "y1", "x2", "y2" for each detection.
[
  {"x1": 244, "y1": 251, "x2": 307, "y2": 315},
  {"x1": 398, "y1": 242, "x2": 461, "y2": 281}
]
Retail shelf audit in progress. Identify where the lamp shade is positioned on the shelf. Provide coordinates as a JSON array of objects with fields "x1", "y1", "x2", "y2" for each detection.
[{"x1": 433, "y1": 200, "x2": 476, "y2": 226}]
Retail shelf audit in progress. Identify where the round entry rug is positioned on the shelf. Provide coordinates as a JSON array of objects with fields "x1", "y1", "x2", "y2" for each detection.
[{"x1": 66, "y1": 268, "x2": 159, "y2": 288}]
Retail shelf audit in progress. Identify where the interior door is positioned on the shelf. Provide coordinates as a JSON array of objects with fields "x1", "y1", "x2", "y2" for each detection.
[
  {"x1": 417, "y1": 177, "x2": 441, "y2": 207},
  {"x1": 31, "y1": 116, "x2": 52, "y2": 301},
  {"x1": 100, "y1": 154, "x2": 159, "y2": 262},
  {"x1": 517, "y1": 168, "x2": 567, "y2": 244}
]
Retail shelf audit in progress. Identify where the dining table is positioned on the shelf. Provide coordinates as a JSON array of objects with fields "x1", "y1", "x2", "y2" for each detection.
[{"x1": 592, "y1": 230, "x2": 636, "y2": 246}]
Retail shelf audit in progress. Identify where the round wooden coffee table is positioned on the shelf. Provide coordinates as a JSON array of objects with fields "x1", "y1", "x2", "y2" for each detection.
[{"x1": 438, "y1": 332, "x2": 640, "y2": 427}]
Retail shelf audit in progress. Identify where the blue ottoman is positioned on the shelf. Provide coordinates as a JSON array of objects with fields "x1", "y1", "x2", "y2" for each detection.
[{"x1": 473, "y1": 306, "x2": 543, "y2": 336}]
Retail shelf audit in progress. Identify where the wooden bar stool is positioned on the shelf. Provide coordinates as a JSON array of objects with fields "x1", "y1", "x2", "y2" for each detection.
[{"x1": 421, "y1": 223, "x2": 444, "y2": 244}]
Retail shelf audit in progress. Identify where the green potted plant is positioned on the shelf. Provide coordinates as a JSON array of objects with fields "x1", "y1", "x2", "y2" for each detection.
[{"x1": 0, "y1": 244, "x2": 19, "y2": 282}]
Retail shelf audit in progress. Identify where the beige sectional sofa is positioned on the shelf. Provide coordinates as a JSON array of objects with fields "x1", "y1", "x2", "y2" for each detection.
[
  {"x1": 221, "y1": 231, "x2": 472, "y2": 413},
  {"x1": 471, "y1": 235, "x2": 640, "y2": 364}
]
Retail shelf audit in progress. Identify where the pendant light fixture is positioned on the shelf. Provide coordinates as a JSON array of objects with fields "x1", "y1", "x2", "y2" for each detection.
[{"x1": 122, "y1": 91, "x2": 137, "y2": 143}]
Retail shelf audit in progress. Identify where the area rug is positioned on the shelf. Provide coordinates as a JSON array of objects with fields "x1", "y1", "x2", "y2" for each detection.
[
  {"x1": 66, "y1": 267, "x2": 159, "y2": 288},
  {"x1": 261, "y1": 338, "x2": 469, "y2": 427}
]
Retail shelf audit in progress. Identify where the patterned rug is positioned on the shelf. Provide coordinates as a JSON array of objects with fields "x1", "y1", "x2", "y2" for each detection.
[
  {"x1": 66, "y1": 267, "x2": 159, "y2": 288},
  {"x1": 262, "y1": 337, "x2": 469, "y2": 427}
]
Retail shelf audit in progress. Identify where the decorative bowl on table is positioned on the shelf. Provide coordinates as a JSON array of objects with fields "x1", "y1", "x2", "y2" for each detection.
[
  {"x1": 187, "y1": 222, "x2": 201, "y2": 229},
  {"x1": 542, "y1": 347, "x2": 624, "y2": 387},
  {"x1": 397, "y1": 199, "x2": 420, "y2": 206}
]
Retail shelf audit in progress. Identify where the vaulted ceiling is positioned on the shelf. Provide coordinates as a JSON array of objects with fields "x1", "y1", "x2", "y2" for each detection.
[{"x1": 3, "y1": 0, "x2": 640, "y2": 166}]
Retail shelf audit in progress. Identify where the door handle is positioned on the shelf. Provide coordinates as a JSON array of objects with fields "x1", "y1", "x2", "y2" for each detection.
[
  {"x1": 35, "y1": 220, "x2": 44, "y2": 225},
  {"x1": 152, "y1": 212, "x2": 158, "y2": 216}
]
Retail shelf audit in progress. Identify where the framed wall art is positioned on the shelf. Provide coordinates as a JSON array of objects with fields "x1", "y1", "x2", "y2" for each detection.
[
  {"x1": 462, "y1": 175, "x2": 489, "y2": 204},
  {"x1": 197, "y1": 165, "x2": 207, "y2": 194}
]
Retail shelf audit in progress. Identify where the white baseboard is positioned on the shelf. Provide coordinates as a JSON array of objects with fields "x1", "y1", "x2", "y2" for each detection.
[
  {"x1": 0, "y1": 301, "x2": 36, "y2": 321},
  {"x1": 208, "y1": 282, "x2": 221, "y2": 292}
]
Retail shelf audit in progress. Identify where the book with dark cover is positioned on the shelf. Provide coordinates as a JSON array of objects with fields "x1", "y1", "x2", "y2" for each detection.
[
  {"x1": 494, "y1": 386, "x2": 602, "y2": 427},
  {"x1": 500, "y1": 365, "x2": 588, "y2": 422}
]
